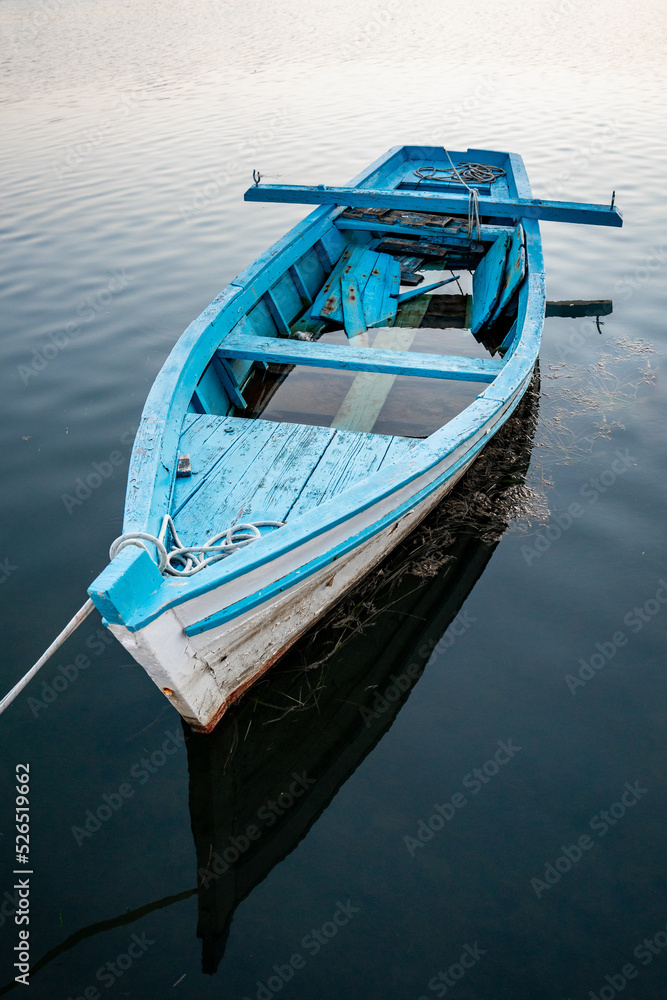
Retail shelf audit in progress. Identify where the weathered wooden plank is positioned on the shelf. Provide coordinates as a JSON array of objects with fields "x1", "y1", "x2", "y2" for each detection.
[
  {"x1": 309, "y1": 246, "x2": 368, "y2": 322},
  {"x1": 380, "y1": 434, "x2": 422, "y2": 466},
  {"x1": 470, "y1": 232, "x2": 511, "y2": 334},
  {"x1": 336, "y1": 216, "x2": 513, "y2": 246},
  {"x1": 263, "y1": 290, "x2": 291, "y2": 335},
  {"x1": 342, "y1": 207, "x2": 456, "y2": 228},
  {"x1": 374, "y1": 237, "x2": 448, "y2": 258},
  {"x1": 375, "y1": 258, "x2": 400, "y2": 329},
  {"x1": 245, "y1": 183, "x2": 624, "y2": 227},
  {"x1": 341, "y1": 276, "x2": 367, "y2": 339},
  {"x1": 289, "y1": 429, "x2": 394, "y2": 518},
  {"x1": 394, "y1": 295, "x2": 431, "y2": 329},
  {"x1": 217, "y1": 332, "x2": 503, "y2": 381},
  {"x1": 288, "y1": 263, "x2": 311, "y2": 306},
  {"x1": 397, "y1": 276, "x2": 459, "y2": 305},
  {"x1": 357, "y1": 254, "x2": 387, "y2": 327},
  {"x1": 173, "y1": 420, "x2": 334, "y2": 542},
  {"x1": 545, "y1": 299, "x2": 613, "y2": 318},
  {"x1": 212, "y1": 356, "x2": 246, "y2": 409},
  {"x1": 310, "y1": 245, "x2": 400, "y2": 330},
  {"x1": 330, "y1": 328, "x2": 418, "y2": 433},
  {"x1": 193, "y1": 362, "x2": 231, "y2": 415},
  {"x1": 172, "y1": 415, "x2": 259, "y2": 516},
  {"x1": 421, "y1": 294, "x2": 468, "y2": 327},
  {"x1": 486, "y1": 224, "x2": 526, "y2": 328},
  {"x1": 248, "y1": 423, "x2": 336, "y2": 521}
]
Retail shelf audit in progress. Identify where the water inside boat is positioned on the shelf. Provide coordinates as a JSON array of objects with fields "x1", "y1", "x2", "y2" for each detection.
[{"x1": 174, "y1": 204, "x2": 523, "y2": 547}]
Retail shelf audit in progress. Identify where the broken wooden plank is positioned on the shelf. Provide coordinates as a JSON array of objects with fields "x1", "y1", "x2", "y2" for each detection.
[
  {"x1": 331, "y1": 329, "x2": 418, "y2": 433},
  {"x1": 470, "y1": 232, "x2": 511, "y2": 334},
  {"x1": 341, "y1": 276, "x2": 367, "y2": 339},
  {"x1": 396, "y1": 276, "x2": 460, "y2": 305},
  {"x1": 486, "y1": 224, "x2": 526, "y2": 328},
  {"x1": 394, "y1": 295, "x2": 431, "y2": 329},
  {"x1": 309, "y1": 245, "x2": 369, "y2": 322},
  {"x1": 336, "y1": 215, "x2": 513, "y2": 247},
  {"x1": 373, "y1": 238, "x2": 448, "y2": 258}
]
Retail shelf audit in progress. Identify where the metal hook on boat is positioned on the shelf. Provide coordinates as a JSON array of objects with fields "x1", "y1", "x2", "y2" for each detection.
[
  {"x1": 610, "y1": 190, "x2": 615, "y2": 210},
  {"x1": 253, "y1": 169, "x2": 262, "y2": 187}
]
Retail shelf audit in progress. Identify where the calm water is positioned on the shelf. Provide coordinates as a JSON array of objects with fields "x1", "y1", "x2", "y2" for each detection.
[{"x1": 1, "y1": 2, "x2": 667, "y2": 997}]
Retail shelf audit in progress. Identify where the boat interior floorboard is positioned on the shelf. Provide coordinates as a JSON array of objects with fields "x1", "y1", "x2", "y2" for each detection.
[{"x1": 172, "y1": 414, "x2": 420, "y2": 542}]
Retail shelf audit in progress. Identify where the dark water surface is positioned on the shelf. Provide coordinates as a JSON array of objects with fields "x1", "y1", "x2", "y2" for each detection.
[{"x1": 1, "y1": 2, "x2": 666, "y2": 997}]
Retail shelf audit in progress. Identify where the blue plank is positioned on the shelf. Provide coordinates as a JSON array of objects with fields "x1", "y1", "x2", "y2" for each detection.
[
  {"x1": 289, "y1": 429, "x2": 394, "y2": 519},
  {"x1": 173, "y1": 419, "x2": 335, "y2": 542},
  {"x1": 217, "y1": 332, "x2": 503, "y2": 382},
  {"x1": 341, "y1": 276, "x2": 367, "y2": 339},
  {"x1": 192, "y1": 361, "x2": 231, "y2": 414},
  {"x1": 396, "y1": 276, "x2": 459, "y2": 304},
  {"x1": 470, "y1": 232, "x2": 511, "y2": 334},
  {"x1": 360, "y1": 252, "x2": 400, "y2": 328},
  {"x1": 487, "y1": 224, "x2": 526, "y2": 326},
  {"x1": 310, "y1": 246, "x2": 377, "y2": 323},
  {"x1": 245, "y1": 184, "x2": 623, "y2": 227},
  {"x1": 335, "y1": 216, "x2": 513, "y2": 246},
  {"x1": 376, "y1": 257, "x2": 400, "y2": 329},
  {"x1": 171, "y1": 414, "x2": 264, "y2": 517},
  {"x1": 212, "y1": 356, "x2": 246, "y2": 409}
]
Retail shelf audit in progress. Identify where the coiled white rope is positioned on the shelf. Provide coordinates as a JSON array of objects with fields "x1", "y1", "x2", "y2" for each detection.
[{"x1": 109, "y1": 514, "x2": 284, "y2": 578}]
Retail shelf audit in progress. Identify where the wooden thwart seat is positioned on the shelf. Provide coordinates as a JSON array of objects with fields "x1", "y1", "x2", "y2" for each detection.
[{"x1": 217, "y1": 332, "x2": 503, "y2": 383}]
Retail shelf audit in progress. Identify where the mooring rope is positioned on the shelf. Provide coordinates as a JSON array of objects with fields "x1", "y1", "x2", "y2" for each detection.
[
  {"x1": 0, "y1": 516, "x2": 284, "y2": 715},
  {"x1": 0, "y1": 598, "x2": 95, "y2": 717},
  {"x1": 109, "y1": 514, "x2": 285, "y2": 578}
]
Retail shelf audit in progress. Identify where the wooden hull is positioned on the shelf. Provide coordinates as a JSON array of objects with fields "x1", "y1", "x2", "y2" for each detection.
[
  {"x1": 111, "y1": 452, "x2": 473, "y2": 732},
  {"x1": 89, "y1": 145, "x2": 547, "y2": 730},
  {"x1": 109, "y1": 386, "x2": 525, "y2": 732}
]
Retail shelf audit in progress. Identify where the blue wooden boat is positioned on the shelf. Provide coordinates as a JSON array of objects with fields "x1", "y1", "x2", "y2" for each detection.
[{"x1": 87, "y1": 145, "x2": 621, "y2": 732}]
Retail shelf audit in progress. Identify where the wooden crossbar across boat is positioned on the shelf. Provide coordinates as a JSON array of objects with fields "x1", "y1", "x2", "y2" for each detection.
[{"x1": 82, "y1": 145, "x2": 621, "y2": 732}]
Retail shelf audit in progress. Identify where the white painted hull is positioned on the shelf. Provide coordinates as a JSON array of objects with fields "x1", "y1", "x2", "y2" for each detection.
[{"x1": 109, "y1": 451, "x2": 477, "y2": 731}]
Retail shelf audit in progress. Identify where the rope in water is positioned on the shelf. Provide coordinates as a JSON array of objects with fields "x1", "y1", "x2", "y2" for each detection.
[{"x1": 109, "y1": 514, "x2": 285, "y2": 578}]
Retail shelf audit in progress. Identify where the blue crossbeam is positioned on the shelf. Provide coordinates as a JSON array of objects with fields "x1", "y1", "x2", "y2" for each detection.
[
  {"x1": 245, "y1": 184, "x2": 623, "y2": 227},
  {"x1": 217, "y1": 333, "x2": 503, "y2": 382}
]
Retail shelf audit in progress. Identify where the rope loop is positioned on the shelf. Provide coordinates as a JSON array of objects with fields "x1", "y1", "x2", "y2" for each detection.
[
  {"x1": 414, "y1": 162, "x2": 506, "y2": 186},
  {"x1": 109, "y1": 515, "x2": 284, "y2": 577},
  {"x1": 109, "y1": 532, "x2": 169, "y2": 571}
]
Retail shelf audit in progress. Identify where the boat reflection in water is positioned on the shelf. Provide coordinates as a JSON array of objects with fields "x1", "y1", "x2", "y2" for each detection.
[{"x1": 184, "y1": 373, "x2": 541, "y2": 974}]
